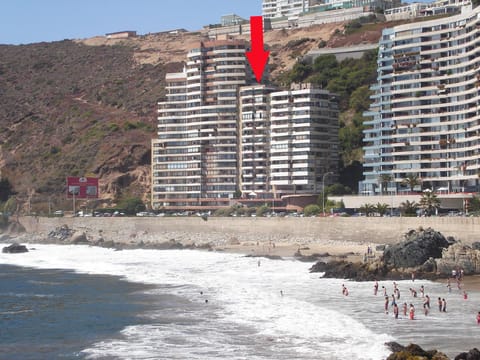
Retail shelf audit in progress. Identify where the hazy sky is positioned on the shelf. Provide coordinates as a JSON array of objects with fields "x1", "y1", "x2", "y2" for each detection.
[{"x1": 0, "y1": 0, "x2": 261, "y2": 45}]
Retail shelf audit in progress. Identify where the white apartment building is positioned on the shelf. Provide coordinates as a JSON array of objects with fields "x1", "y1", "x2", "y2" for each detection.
[
  {"x1": 363, "y1": 4, "x2": 480, "y2": 195},
  {"x1": 152, "y1": 39, "x2": 254, "y2": 210},
  {"x1": 238, "y1": 85, "x2": 277, "y2": 197},
  {"x1": 269, "y1": 83, "x2": 339, "y2": 195},
  {"x1": 262, "y1": 0, "x2": 314, "y2": 19}
]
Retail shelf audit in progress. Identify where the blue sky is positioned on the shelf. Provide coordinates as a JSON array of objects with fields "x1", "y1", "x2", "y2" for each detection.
[{"x1": 0, "y1": 0, "x2": 260, "y2": 45}]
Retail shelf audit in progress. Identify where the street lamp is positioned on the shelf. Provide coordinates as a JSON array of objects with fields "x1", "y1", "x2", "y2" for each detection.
[{"x1": 322, "y1": 172, "x2": 333, "y2": 216}]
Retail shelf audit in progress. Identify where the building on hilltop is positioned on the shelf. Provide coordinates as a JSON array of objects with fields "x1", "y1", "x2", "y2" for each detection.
[
  {"x1": 384, "y1": 0, "x2": 470, "y2": 21},
  {"x1": 105, "y1": 31, "x2": 137, "y2": 39},
  {"x1": 362, "y1": 4, "x2": 480, "y2": 196},
  {"x1": 152, "y1": 40, "x2": 339, "y2": 211}
]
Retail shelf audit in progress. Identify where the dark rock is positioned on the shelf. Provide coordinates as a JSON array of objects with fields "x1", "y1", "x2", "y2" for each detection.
[
  {"x1": 472, "y1": 242, "x2": 480, "y2": 250},
  {"x1": 2, "y1": 243, "x2": 28, "y2": 253},
  {"x1": 454, "y1": 348, "x2": 480, "y2": 360},
  {"x1": 382, "y1": 228, "x2": 449, "y2": 268},
  {"x1": 310, "y1": 260, "x2": 388, "y2": 281},
  {"x1": 386, "y1": 343, "x2": 448, "y2": 360},
  {"x1": 385, "y1": 341, "x2": 405, "y2": 353},
  {"x1": 376, "y1": 244, "x2": 386, "y2": 251},
  {"x1": 419, "y1": 257, "x2": 437, "y2": 273}
]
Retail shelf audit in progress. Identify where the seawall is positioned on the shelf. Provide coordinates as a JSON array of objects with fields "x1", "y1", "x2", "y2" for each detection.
[{"x1": 16, "y1": 216, "x2": 480, "y2": 246}]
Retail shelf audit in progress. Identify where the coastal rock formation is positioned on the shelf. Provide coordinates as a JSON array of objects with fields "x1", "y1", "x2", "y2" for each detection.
[
  {"x1": 2, "y1": 243, "x2": 28, "y2": 253},
  {"x1": 436, "y1": 242, "x2": 480, "y2": 275},
  {"x1": 385, "y1": 342, "x2": 449, "y2": 360},
  {"x1": 454, "y1": 348, "x2": 480, "y2": 360},
  {"x1": 311, "y1": 228, "x2": 458, "y2": 281},
  {"x1": 48, "y1": 225, "x2": 75, "y2": 242},
  {"x1": 382, "y1": 228, "x2": 450, "y2": 269},
  {"x1": 310, "y1": 259, "x2": 388, "y2": 281}
]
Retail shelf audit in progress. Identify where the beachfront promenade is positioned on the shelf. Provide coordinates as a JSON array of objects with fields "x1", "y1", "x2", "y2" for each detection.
[{"x1": 17, "y1": 216, "x2": 480, "y2": 246}]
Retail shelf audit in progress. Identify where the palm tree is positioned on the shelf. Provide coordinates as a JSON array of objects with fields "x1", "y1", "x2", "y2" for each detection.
[
  {"x1": 378, "y1": 174, "x2": 392, "y2": 195},
  {"x1": 375, "y1": 202, "x2": 390, "y2": 216},
  {"x1": 419, "y1": 190, "x2": 441, "y2": 216},
  {"x1": 400, "y1": 200, "x2": 418, "y2": 217},
  {"x1": 401, "y1": 174, "x2": 421, "y2": 193},
  {"x1": 359, "y1": 203, "x2": 376, "y2": 217}
]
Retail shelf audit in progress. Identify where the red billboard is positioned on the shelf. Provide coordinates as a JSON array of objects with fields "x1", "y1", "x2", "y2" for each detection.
[{"x1": 66, "y1": 176, "x2": 99, "y2": 199}]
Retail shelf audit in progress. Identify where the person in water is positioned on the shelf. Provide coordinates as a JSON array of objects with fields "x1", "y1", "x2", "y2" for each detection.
[
  {"x1": 442, "y1": 298, "x2": 447, "y2": 312},
  {"x1": 409, "y1": 304, "x2": 415, "y2": 320},
  {"x1": 393, "y1": 303, "x2": 399, "y2": 319},
  {"x1": 374, "y1": 281, "x2": 378, "y2": 296},
  {"x1": 477, "y1": 311, "x2": 480, "y2": 325},
  {"x1": 402, "y1": 302, "x2": 408, "y2": 316}
]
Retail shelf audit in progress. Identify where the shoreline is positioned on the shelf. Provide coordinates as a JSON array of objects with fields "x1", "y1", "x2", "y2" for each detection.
[{"x1": 4, "y1": 231, "x2": 480, "y2": 293}]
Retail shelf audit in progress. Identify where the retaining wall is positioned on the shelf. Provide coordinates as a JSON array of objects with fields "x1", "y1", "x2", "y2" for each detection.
[{"x1": 17, "y1": 216, "x2": 480, "y2": 245}]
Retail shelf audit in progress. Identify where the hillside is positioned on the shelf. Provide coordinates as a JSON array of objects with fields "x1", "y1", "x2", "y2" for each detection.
[{"x1": 0, "y1": 18, "x2": 395, "y2": 211}]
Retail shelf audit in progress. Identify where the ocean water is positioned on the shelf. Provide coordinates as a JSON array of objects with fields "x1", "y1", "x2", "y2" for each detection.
[{"x1": 1, "y1": 243, "x2": 479, "y2": 360}]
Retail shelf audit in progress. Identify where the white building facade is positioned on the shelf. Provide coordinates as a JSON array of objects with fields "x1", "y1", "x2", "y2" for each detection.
[
  {"x1": 362, "y1": 4, "x2": 480, "y2": 195},
  {"x1": 269, "y1": 83, "x2": 339, "y2": 195},
  {"x1": 152, "y1": 39, "x2": 254, "y2": 210}
]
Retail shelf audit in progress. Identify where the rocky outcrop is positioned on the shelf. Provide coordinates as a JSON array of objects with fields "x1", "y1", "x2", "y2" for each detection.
[
  {"x1": 454, "y1": 348, "x2": 480, "y2": 360},
  {"x1": 2, "y1": 243, "x2": 28, "y2": 253},
  {"x1": 310, "y1": 227, "x2": 480, "y2": 280},
  {"x1": 436, "y1": 242, "x2": 480, "y2": 275},
  {"x1": 310, "y1": 260, "x2": 389, "y2": 281},
  {"x1": 382, "y1": 228, "x2": 450, "y2": 269},
  {"x1": 385, "y1": 342, "x2": 480, "y2": 360},
  {"x1": 385, "y1": 342, "x2": 449, "y2": 360}
]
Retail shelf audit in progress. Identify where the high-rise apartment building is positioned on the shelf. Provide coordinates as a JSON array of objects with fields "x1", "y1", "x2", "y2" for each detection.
[
  {"x1": 152, "y1": 39, "x2": 254, "y2": 210},
  {"x1": 269, "y1": 83, "x2": 339, "y2": 195},
  {"x1": 152, "y1": 41, "x2": 339, "y2": 211},
  {"x1": 362, "y1": 4, "x2": 480, "y2": 194},
  {"x1": 238, "y1": 85, "x2": 277, "y2": 196}
]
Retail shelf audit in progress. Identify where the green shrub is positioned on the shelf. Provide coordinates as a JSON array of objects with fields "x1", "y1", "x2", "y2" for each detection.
[{"x1": 304, "y1": 204, "x2": 321, "y2": 217}]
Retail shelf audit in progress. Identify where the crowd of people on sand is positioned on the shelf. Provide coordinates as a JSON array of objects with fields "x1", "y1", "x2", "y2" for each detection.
[{"x1": 343, "y1": 267, "x2": 479, "y2": 324}]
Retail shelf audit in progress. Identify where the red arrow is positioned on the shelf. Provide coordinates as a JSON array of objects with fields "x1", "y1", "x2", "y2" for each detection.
[{"x1": 246, "y1": 16, "x2": 270, "y2": 83}]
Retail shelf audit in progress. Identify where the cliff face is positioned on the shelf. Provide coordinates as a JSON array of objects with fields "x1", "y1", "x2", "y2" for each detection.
[{"x1": 0, "y1": 20, "x2": 388, "y2": 209}]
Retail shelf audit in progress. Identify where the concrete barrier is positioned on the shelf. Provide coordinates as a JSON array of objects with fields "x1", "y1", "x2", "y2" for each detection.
[{"x1": 17, "y1": 216, "x2": 480, "y2": 245}]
